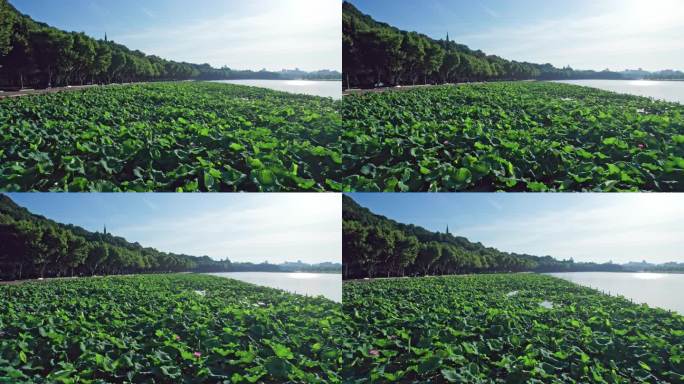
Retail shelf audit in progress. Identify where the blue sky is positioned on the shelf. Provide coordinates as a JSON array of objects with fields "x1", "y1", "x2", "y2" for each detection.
[
  {"x1": 6, "y1": 193, "x2": 341, "y2": 264},
  {"x1": 349, "y1": 0, "x2": 684, "y2": 72},
  {"x1": 348, "y1": 193, "x2": 684, "y2": 264},
  {"x1": 10, "y1": 0, "x2": 341, "y2": 71}
]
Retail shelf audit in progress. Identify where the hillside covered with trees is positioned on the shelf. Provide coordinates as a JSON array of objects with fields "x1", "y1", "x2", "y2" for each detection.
[
  {"x1": 342, "y1": 195, "x2": 633, "y2": 279},
  {"x1": 0, "y1": 195, "x2": 340, "y2": 281},
  {"x1": 0, "y1": 0, "x2": 340, "y2": 89},
  {"x1": 342, "y1": 1, "x2": 680, "y2": 88}
]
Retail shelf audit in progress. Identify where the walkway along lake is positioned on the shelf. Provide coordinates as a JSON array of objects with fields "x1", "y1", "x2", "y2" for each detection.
[
  {"x1": 208, "y1": 272, "x2": 341, "y2": 302},
  {"x1": 546, "y1": 272, "x2": 684, "y2": 314}
]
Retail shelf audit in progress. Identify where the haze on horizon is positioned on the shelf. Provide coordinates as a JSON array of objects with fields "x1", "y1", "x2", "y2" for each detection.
[
  {"x1": 6, "y1": 193, "x2": 341, "y2": 265},
  {"x1": 349, "y1": 0, "x2": 684, "y2": 72},
  {"x1": 10, "y1": 0, "x2": 342, "y2": 72},
  {"x1": 349, "y1": 193, "x2": 684, "y2": 265}
]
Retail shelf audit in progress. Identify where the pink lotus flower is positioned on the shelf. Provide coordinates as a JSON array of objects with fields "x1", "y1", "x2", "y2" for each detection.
[
  {"x1": 174, "y1": 335, "x2": 181, "y2": 341},
  {"x1": 369, "y1": 349, "x2": 380, "y2": 357},
  {"x1": 638, "y1": 144, "x2": 644, "y2": 149},
  {"x1": 193, "y1": 351, "x2": 202, "y2": 358}
]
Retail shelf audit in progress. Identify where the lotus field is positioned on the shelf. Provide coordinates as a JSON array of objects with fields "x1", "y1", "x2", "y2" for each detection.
[
  {"x1": 0, "y1": 82, "x2": 342, "y2": 192},
  {"x1": 342, "y1": 274, "x2": 684, "y2": 383},
  {"x1": 0, "y1": 274, "x2": 343, "y2": 383},
  {"x1": 341, "y1": 82, "x2": 684, "y2": 191}
]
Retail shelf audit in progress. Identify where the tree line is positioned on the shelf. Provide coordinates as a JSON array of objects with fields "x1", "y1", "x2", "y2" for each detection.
[
  {"x1": 342, "y1": 1, "x2": 628, "y2": 89},
  {"x1": 0, "y1": 0, "x2": 340, "y2": 89},
  {"x1": 0, "y1": 217, "x2": 196, "y2": 280},
  {"x1": 342, "y1": 196, "x2": 633, "y2": 280},
  {"x1": 342, "y1": 196, "x2": 538, "y2": 279},
  {"x1": 0, "y1": 195, "x2": 339, "y2": 281},
  {"x1": 645, "y1": 70, "x2": 684, "y2": 80}
]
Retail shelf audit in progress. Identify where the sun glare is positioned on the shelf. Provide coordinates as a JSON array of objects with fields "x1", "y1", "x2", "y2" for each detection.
[
  {"x1": 632, "y1": 273, "x2": 666, "y2": 280},
  {"x1": 287, "y1": 272, "x2": 320, "y2": 279},
  {"x1": 621, "y1": 0, "x2": 682, "y2": 29}
]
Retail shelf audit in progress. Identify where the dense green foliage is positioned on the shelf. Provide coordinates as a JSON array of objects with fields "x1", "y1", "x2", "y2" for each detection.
[
  {"x1": 0, "y1": 274, "x2": 342, "y2": 383},
  {"x1": 341, "y1": 83, "x2": 684, "y2": 192},
  {"x1": 0, "y1": 82, "x2": 342, "y2": 192},
  {"x1": 0, "y1": 194, "x2": 340, "y2": 281},
  {"x1": 342, "y1": 1, "x2": 626, "y2": 89},
  {"x1": 342, "y1": 196, "x2": 626, "y2": 279},
  {"x1": 0, "y1": 194, "x2": 195, "y2": 280},
  {"x1": 0, "y1": 0, "x2": 13, "y2": 57},
  {"x1": 0, "y1": 0, "x2": 338, "y2": 88},
  {"x1": 342, "y1": 274, "x2": 684, "y2": 383}
]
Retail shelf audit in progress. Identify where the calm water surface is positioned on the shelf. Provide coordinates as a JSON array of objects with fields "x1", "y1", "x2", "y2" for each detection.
[
  {"x1": 553, "y1": 79, "x2": 684, "y2": 104},
  {"x1": 212, "y1": 79, "x2": 341, "y2": 99},
  {"x1": 209, "y1": 272, "x2": 341, "y2": 302},
  {"x1": 547, "y1": 272, "x2": 684, "y2": 314}
]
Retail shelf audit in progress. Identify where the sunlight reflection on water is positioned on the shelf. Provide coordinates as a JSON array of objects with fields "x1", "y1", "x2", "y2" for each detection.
[{"x1": 632, "y1": 273, "x2": 666, "y2": 280}]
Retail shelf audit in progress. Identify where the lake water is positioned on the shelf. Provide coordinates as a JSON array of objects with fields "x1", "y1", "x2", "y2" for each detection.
[
  {"x1": 547, "y1": 272, "x2": 684, "y2": 314},
  {"x1": 212, "y1": 79, "x2": 341, "y2": 99},
  {"x1": 209, "y1": 272, "x2": 341, "y2": 302},
  {"x1": 552, "y1": 79, "x2": 684, "y2": 104}
]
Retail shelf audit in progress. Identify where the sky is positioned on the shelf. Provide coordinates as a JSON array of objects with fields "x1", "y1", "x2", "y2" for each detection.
[
  {"x1": 10, "y1": 0, "x2": 341, "y2": 71},
  {"x1": 6, "y1": 193, "x2": 341, "y2": 264},
  {"x1": 348, "y1": 193, "x2": 684, "y2": 264},
  {"x1": 349, "y1": 0, "x2": 684, "y2": 72}
]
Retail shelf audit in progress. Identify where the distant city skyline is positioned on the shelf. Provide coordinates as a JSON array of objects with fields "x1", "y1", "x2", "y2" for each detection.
[
  {"x1": 348, "y1": 0, "x2": 684, "y2": 72},
  {"x1": 10, "y1": 0, "x2": 342, "y2": 71},
  {"x1": 349, "y1": 193, "x2": 684, "y2": 264},
  {"x1": 7, "y1": 193, "x2": 341, "y2": 264}
]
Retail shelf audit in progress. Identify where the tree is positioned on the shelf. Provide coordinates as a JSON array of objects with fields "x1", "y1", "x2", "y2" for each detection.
[
  {"x1": 72, "y1": 32, "x2": 96, "y2": 85},
  {"x1": 342, "y1": 220, "x2": 370, "y2": 279},
  {"x1": 65, "y1": 234, "x2": 89, "y2": 276},
  {"x1": 357, "y1": 28, "x2": 403, "y2": 86},
  {"x1": 92, "y1": 43, "x2": 111, "y2": 83},
  {"x1": 14, "y1": 222, "x2": 47, "y2": 278},
  {"x1": 415, "y1": 242, "x2": 442, "y2": 276},
  {"x1": 86, "y1": 242, "x2": 109, "y2": 276},
  {"x1": 108, "y1": 49, "x2": 127, "y2": 83},
  {"x1": 0, "y1": 220, "x2": 38, "y2": 279},
  {"x1": 41, "y1": 226, "x2": 67, "y2": 277},
  {"x1": 440, "y1": 51, "x2": 461, "y2": 83},
  {"x1": 366, "y1": 226, "x2": 396, "y2": 278},
  {"x1": 393, "y1": 233, "x2": 419, "y2": 276},
  {"x1": 1, "y1": 18, "x2": 32, "y2": 88},
  {"x1": 0, "y1": 0, "x2": 15, "y2": 58},
  {"x1": 31, "y1": 29, "x2": 71, "y2": 87},
  {"x1": 421, "y1": 42, "x2": 444, "y2": 84},
  {"x1": 400, "y1": 32, "x2": 425, "y2": 85}
]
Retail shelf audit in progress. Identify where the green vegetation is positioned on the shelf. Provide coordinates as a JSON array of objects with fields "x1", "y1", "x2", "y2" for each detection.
[
  {"x1": 342, "y1": 274, "x2": 684, "y2": 383},
  {"x1": 341, "y1": 83, "x2": 684, "y2": 192},
  {"x1": 343, "y1": 1, "x2": 626, "y2": 89},
  {"x1": 0, "y1": 194, "x2": 340, "y2": 280},
  {"x1": 0, "y1": 82, "x2": 342, "y2": 192},
  {"x1": 0, "y1": 0, "x2": 339, "y2": 88},
  {"x1": 0, "y1": 274, "x2": 342, "y2": 383},
  {"x1": 342, "y1": 195, "x2": 655, "y2": 279}
]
